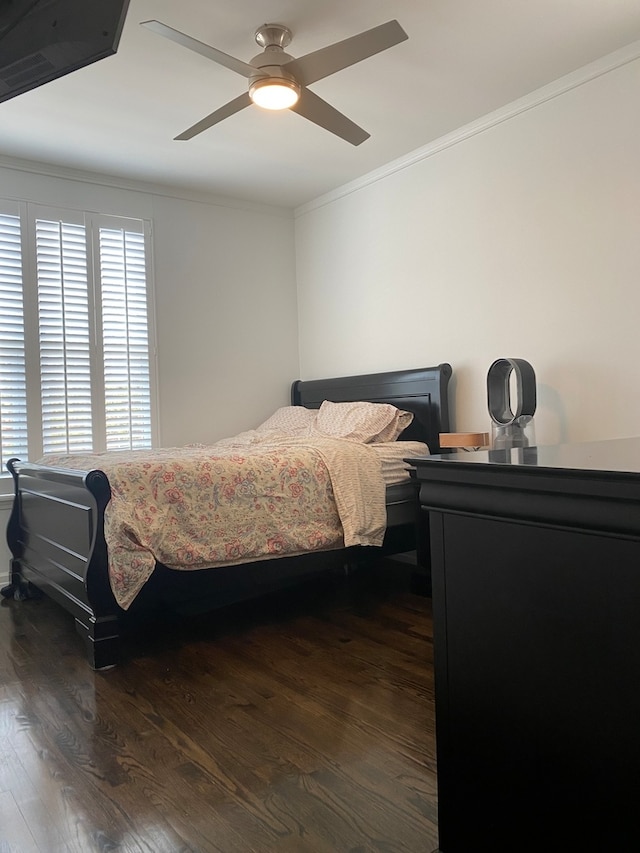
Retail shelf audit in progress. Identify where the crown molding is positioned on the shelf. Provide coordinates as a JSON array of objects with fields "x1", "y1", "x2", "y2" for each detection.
[
  {"x1": 0, "y1": 154, "x2": 292, "y2": 219},
  {"x1": 295, "y1": 38, "x2": 640, "y2": 218}
]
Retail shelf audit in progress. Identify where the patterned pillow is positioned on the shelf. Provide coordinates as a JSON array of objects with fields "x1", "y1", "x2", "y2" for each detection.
[
  {"x1": 372, "y1": 408, "x2": 414, "y2": 442},
  {"x1": 256, "y1": 406, "x2": 317, "y2": 434},
  {"x1": 315, "y1": 400, "x2": 413, "y2": 443}
]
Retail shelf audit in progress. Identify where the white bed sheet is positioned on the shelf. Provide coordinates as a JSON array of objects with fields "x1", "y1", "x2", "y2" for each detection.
[{"x1": 369, "y1": 440, "x2": 430, "y2": 485}]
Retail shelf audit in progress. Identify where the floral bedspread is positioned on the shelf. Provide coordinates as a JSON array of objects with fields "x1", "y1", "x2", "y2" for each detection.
[{"x1": 38, "y1": 435, "x2": 387, "y2": 610}]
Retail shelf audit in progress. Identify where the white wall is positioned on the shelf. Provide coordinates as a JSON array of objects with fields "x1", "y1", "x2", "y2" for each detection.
[
  {"x1": 151, "y1": 194, "x2": 299, "y2": 445},
  {"x1": 294, "y1": 49, "x2": 640, "y2": 447}
]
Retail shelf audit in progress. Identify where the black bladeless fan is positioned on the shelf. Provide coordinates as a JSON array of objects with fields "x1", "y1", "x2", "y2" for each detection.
[
  {"x1": 487, "y1": 358, "x2": 537, "y2": 450},
  {"x1": 140, "y1": 18, "x2": 408, "y2": 144}
]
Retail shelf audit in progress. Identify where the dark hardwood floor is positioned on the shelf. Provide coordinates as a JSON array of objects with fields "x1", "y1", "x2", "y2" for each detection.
[{"x1": 0, "y1": 560, "x2": 437, "y2": 853}]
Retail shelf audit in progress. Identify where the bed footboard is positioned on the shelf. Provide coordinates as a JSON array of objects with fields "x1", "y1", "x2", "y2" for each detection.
[{"x1": 5, "y1": 459, "x2": 121, "y2": 669}]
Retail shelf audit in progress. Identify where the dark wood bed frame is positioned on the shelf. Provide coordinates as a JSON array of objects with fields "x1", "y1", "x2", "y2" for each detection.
[{"x1": 3, "y1": 363, "x2": 452, "y2": 669}]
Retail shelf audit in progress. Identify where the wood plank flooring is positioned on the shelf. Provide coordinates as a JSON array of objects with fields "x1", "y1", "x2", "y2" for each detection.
[{"x1": 0, "y1": 561, "x2": 437, "y2": 852}]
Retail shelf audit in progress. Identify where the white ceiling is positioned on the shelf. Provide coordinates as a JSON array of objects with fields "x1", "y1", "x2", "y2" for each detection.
[{"x1": 2, "y1": 0, "x2": 640, "y2": 208}]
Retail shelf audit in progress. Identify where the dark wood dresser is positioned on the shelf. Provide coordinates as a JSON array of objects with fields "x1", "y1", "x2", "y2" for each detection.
[{"x1": 410, "y1": 437, "x2": 640, "y2": 853}]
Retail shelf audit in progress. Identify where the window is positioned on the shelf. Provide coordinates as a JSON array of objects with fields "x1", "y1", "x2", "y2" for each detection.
[{"x1": 0, "y1": 200, "x2": 156, "y2": 476}]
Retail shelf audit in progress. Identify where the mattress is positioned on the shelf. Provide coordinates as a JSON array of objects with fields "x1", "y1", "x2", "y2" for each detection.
[{"x1": 370, "y1": 440, "x2": 429, "y2": 485}]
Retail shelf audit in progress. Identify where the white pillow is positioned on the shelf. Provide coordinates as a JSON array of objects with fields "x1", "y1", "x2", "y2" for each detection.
[
  {"x1": 315, "y1": 400, "x2": 413, "y2": 443},
  {"x1": 256, "y1": 406, "x2": 317, "y2": 434}
]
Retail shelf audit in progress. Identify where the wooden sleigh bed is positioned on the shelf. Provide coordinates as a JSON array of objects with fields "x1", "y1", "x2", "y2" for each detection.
[{"x1": 3, "y1": 364, "x2": 452, "y2": 669}]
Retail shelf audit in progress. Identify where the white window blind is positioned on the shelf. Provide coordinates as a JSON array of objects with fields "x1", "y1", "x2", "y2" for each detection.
[
  {"x1": 36, "y1": 218, "x2": 93, "y2": 454},
  {"x1": 99, "y1": 226, "x2": 152, "y2": 450},
  {"x1": 0, "y1": 200, "x2": 156, "y2": 475},
  {"x1": 0, "y1": 212, "x2": 28, "y2": 469}
]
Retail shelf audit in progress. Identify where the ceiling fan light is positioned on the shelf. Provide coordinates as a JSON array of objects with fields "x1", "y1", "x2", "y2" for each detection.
[{"x1": 249, "y1": 79, "x2": 300, "y2": 110}]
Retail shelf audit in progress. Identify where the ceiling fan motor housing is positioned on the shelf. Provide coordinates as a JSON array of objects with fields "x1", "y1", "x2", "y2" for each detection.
[{"x1": 249, "y1": 55, "x2": 296, "y2": 79}]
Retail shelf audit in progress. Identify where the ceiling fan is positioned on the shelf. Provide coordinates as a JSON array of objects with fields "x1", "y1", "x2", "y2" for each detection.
[{"x1": 140, "y1": 18, "x2": 408, "y2": 145}]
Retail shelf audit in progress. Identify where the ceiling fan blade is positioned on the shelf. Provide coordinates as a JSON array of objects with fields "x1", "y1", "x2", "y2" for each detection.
[
  {"x1": 174, "y1": 92, "x2": 252, "y2": 140},
  {"x1": 140, "y1": 20, "x2": 261, "y2": 79},
  {"x1": 283, "y1": 20, "x2": 408, "y2": 86},
  {"x1": 290, "y1": 88, "x2": 370, "y2": 146}
]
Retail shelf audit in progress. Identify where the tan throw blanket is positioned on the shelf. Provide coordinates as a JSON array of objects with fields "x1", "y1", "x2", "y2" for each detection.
[{"x1": 39, "y1": 435, "x2": 386, "y2": 610}]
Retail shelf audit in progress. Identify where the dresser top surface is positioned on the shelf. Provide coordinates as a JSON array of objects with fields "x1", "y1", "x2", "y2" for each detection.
[{"x1": 409, "y1": 436, "x2": 640, "y2": 478}]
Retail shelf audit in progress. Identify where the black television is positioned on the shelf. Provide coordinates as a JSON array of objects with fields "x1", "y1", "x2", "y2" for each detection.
[{"x1": 0, "y1": 0, "x2": 131, "y2": 103}]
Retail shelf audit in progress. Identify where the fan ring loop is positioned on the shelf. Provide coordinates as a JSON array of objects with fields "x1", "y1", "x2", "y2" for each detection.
[{"x1": 487, "y1": 358, "x2": 536, "y2": 426}]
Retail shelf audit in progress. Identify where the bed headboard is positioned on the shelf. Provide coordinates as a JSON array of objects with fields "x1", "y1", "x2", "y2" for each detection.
[{"x1": 291, "y1": 363, "x2": 452, "y2": 455}]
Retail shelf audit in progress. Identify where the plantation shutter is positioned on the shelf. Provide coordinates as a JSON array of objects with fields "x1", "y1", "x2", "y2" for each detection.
[
  {"x1": 36, "y1": 217, "x2": 93, "y2": 454},
  {"x1": 0, "y1": 211, "x2": 28, "y2": 468},
  {"x1": 0, "y1": 200, "x2": 156, "y2": 480},
  {"x1": 98, "y1": 223, "x2": 152, "y2": 450}
]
